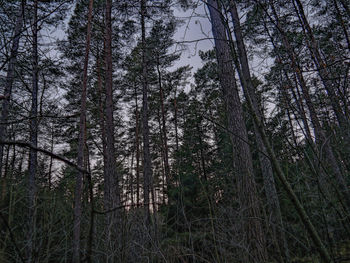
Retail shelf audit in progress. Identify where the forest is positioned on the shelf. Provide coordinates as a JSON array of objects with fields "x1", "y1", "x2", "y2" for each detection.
[{"x1": 0, "y1": 0, "x2": 350, "y2": 262}]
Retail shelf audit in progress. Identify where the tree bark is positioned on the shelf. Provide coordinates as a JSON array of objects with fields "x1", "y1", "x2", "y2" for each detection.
[
  {"x1": 0, "y1": 0, "x2": 25, "y2": 179},
  {"x1": 293, "y1": 0, "x2": 349, "y2": 130},
  {"x1": 104, "y1": 0, "x2": 121, "y2": 258},
  {"x1": 129, "y1": 146, "x2": 135, "y2": 207},
  {"x1": 134, "y1": 86, "x2": 141, "y2": 208},
  {"x1": 267, "y1": 0, "x2": 350, "y2": 211},
  {"x1": 156, "y1": 60, "x2": 170, "y2": 188},
  {"x1": 207, "y1": 1, "x2": 267, "y2": 261},
  {"x1": 242, "y1": 78, "x2": 332, "y2": 263},
  {"x1": 229, "y1": 2, "x2": 289, "y2": 261},
  {"x1": 141, "y1": 0, "x2": 152, "y2": 223},
  {"x1": 27, "y1": 1, "x2": 38, "y2": 261},
  {"x1": 97, "y1": 55, "x2": 107, "y2": 181},
  {"x1": 333, "y1": 0, "x2": 350, "y2": 52},
  {"x1": 156, "y1": 108, "x2": 166, "y2": 204},
  {"x1": 72, "y1": 0, "x2": 93, "y2": 261},
  {"x1": 48, "y1": 124, "x2": 54, "y2": 190},
  {"x1": 173, "y1": 87, "x2": 179, "y2": 152}
]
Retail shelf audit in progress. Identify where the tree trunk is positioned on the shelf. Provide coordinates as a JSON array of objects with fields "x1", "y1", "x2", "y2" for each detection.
[
  {"x1": 48, "y1": 124, "x2": 54, "y2": 190},
  {"x1": 195, "y1": 119, "x2": 208, "y2": 182},
  {"x1": 229, "y1": 2, "x2": 289, "y2": 261},
  {"x1": 333, "y1": 0, "x2": 350, "y2": 52},
  {"x1": 242, "y1": 78, "x2": 332, "y2": 262},
  {"x1": 27, "y1": 1, "x2": 38, "y2": 261},
  {"x1": 293, "y1": 0, "x2": 349, "y2": 130},
  {"x1": 207, "y1": 1, "x2": 267, "y2": 261},
  {"x1": 97, "y1": 55, "x2": 107, "y2": 199},
  {"x1": 130, "y1": 146, "x2": 135, "y2": 207},
  {"x1": 1, "y1": 145, "x2": 10, "y2": 202},
  {"x1": 72, "y1": 0, "x2": 93, "y2": 261},
  {"x1": 262, "y1": 14, "x2": 314, "y2": 143},
  {"x1": 141, "y1": 0, "x2": 152, "y2": 223},
  {"x1": 156, "y1": 108, "x2": 166, "y2": 204},
  {"x1": 292, "y1": 0, "x2": 350, "y2": 179},
  {"x1": 104, "y1": 0, "x2": 121, "y2": 258},
  {"x1": 267, "y1": 0, "x2": 350, "y2": 211},
  {"x1": 0, "y1": 0, "x2": 25, "y2": 180},
  {"x1": 134, "y1": 85, "x2": 141, "y2": 208},
  {"x1": 156, "y1": 60, "x2": 170, "y2": 189}
]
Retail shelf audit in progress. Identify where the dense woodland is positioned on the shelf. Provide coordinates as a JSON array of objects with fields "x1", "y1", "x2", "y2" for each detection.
[{"x1": 0, "y1": 0, "x2": 350, "y2": 262}]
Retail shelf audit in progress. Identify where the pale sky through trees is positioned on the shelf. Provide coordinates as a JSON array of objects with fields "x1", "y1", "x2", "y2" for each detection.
[
  {"x1": 172, "y1": 2, "x2": 213, "y2": 72},
  {"x1": 173, "y1": 2, "x2": 273, "y2": 87},
  {"x1": 42, "y1": 1, "x2": 269, "y2": 89},
  {"x1": 48, "y1": 2, "x2": 213, "y2": 86}
]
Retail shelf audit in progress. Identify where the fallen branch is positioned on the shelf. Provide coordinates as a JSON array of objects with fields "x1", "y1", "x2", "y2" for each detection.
[
  {"x1": 0, "y1": 140, "x2": 88, "y2": 174},
  {"x1": 93, "y1": 202, "x2": 164, "y2": 215}
]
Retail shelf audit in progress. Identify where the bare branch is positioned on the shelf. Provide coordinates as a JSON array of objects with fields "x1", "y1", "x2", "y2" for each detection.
[{"x1": 0, "y1": 140, "x2": 88, "y2": 174}]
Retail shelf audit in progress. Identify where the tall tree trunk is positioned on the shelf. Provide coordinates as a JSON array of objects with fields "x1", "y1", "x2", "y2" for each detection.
[
  {"x1": 195, "y1": 119, "x2": 208, "y2": 183},
  {"x1": 48, "y1": 124, "x2": 54, "y2": 190},
  {"x1": 156, "y1": 60, "x2": 170, "y2": 188},
  {"x1": 72, "y1": 0, "x2": 93, "y2": 261},
  {"x1": 172, "y1": 86, "x2": 180, "y2": 185},
  {"x1": 293, "y1": 0, "x2": 349, "y2": 129},
  {"x1": 267, "y1": 0, "x2": 350, "y2": 211},
  {"x1": 333, "y1": 0, "x2": 350, "y2": 52},
  {"x1": 1, "y1": 135, "x2": 16, "y2": 202},
  {"x1": 104, "y1": 0, "x2": 121, "y2": 258},
  {"x1": 207, "y1": 1, "x2": 267, "y2": 261},
  {"x1": 290, "y1": 74, "x2": 314, "y2": 142},
  {"x1": 27, "y1": 1, "x2": 38, "y2": 261},
  {"x1": 134, "y1": 85, "x2": 141, "y2": 207},
  {"x1": 262, "y1": 14, "x2": 314, "y2": 143},
  {"x1": 85, "y1": 142, "x2": 94, "y2": 263},
  {"x1": 229, "y1": 2, "x2": 289, "y2": 261},
  {"x1": 0, "y1": 0, "x2": 25, "y2": 180},
  {"x1": 243, "y1": 78, "x2": 333, "y2": 262},
  {"x1": 141, "y1": 0, "x2": 152, "y2": 223},
  {"x1": 130, "y1": 147, "x2": 135, "y2": 207},
  {"x1": 97, "y1": 51, "x2": 113, "y2": 258},
  {"x1": 232, "y1": 3, "x2": 333, "y2": 261},
  {"x1": 97, "y1": 54, "x2": 107, "y2": 197},
  {"x1": 156, "y1": 108, "x2": 166, "y2": 204},
  {"x1": 173, "y1": 86, "x2": 179, "y2": 152},
  {"x1": 2, "y1": 145, "x2": 10, "y2": 202},
  {"x1": 292, "y1": 0, "x2": 350, "y2": 176}
]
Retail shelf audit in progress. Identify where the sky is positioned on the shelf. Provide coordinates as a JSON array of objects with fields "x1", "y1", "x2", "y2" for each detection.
[{"x1": 172, "y1": 1, "x2": 214, "y2": 74}]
